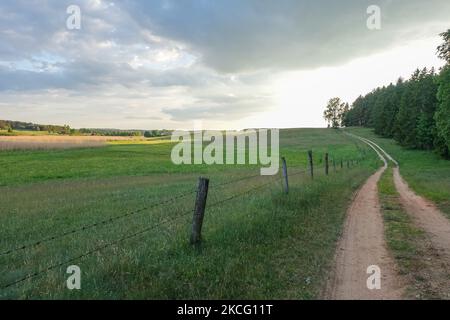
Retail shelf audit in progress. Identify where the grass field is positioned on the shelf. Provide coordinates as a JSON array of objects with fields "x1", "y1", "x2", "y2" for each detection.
[
  {"x1": 347, "y1": 128, "x2": 450, "y2": 217},
  {"x1": 0, "y1": 128, "x2": 380, "y2": 299},
  {"x1": 0, "y1": 135, "x2": 142, "y2": 151}
]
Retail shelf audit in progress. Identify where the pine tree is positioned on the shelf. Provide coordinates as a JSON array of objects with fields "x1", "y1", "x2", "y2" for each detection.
[
  {"x1": 435, "y1": 65, "x2": 450, "y2": 157},
  {"x1": 415, "y1": 68, "x2": 439, "y2": 150},
  {"x1": 434, "y1": 29, "x2": 450, "y2": 157}
]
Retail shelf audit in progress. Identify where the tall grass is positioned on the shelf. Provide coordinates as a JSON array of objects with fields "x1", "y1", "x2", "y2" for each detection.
[
  {"x1": 0, "y1": 128, "x2": 380, "y2": 299},
  {"x1": 0, "y1": 136, "x2": 136, "y2": 151}
]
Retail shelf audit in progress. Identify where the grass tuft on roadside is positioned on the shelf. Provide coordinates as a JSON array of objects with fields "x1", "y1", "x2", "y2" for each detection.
[{"x1": 379, "y1": 165, "x2": 449, "y2": 299}]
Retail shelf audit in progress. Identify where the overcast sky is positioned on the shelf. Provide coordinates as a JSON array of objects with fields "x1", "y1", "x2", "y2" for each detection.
[{"x1": 0, "y1": 0, "x2": 449, "y2": 129}]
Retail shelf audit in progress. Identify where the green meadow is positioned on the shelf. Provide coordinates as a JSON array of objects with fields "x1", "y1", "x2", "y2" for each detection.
[{"x1": 0, "y1": 128, "x2": 380, "y2": 299}]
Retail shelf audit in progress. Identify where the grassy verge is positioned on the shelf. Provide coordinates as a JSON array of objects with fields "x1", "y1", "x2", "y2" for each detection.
[
  {"x1": 379, "y1": 166, "x2": 423, "y2": 298},
  {"x1": 379, "y1": 165, "x2": 449, "y2": 299}
]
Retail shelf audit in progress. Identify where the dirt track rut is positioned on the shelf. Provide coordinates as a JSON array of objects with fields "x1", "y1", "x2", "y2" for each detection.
[
  {"x1": 326, "y1": 137, "x2": 403, "y2": 299},
  {"x1": 344, "y1": 133, "x2": 450, "y2": 299}
]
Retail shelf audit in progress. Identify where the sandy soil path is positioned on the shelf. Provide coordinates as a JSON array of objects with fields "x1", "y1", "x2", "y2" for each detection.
[
  {"x1": 393, "y1": 168, "x2": 450, "y2": 263},
  {"x1": 349, "y1": 134, "x2": 450, "y2": 298},
  {"x1": 325, "y1": 139, "x2": 403, "y2": 299},
  {"x1": 357, "y1": 135, "x2": 450, "y2": 263}
]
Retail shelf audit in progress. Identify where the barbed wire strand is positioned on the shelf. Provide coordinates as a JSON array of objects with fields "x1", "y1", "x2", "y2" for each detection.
[
  {"x1": 1, "y1": 209, "x2": 193, "y2": 290},
  {"x1": 1, "y1": 178, "x2": 277, "y2": 290},
  {"x1": 0, "y1": 189, "x2": 196, "y2": 257},
  {"x1": 210, "y1": 172, "x2": 265, "y2": 188},
  {"x1": 1, "y1": 171, "x2": 282, "y2": 257},
  {"x1": 1, "y1": 158, "x2": 354, "y2": 258}
]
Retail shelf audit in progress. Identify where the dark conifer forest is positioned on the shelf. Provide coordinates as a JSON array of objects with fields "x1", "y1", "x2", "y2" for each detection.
[{"x1": 343, "y1": 30, "x2": 450, "y2": 158}]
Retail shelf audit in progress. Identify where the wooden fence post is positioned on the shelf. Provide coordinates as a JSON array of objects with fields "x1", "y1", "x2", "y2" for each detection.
[
  {"x1": 340, "y1": 159, "x2": 343, "y2": 169},
  {"x1": 333, "y1": 158, "x2": 336, "y2": 173},
  {"x1": 281, "y1": 157, "x2": 289, "y2": 194},
  {"x1": 325, "y1": 153, "x2": 329, "y2": 176},
  {"x1": 190, "y1": 177, "x2": 209, "y2": 245},
  {"x1": 308, "y1": 150, "x2": 314, "y2": 179}
]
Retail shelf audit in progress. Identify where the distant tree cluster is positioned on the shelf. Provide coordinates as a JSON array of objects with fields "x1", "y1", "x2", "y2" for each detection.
[
  {"x1": 78, "y1": 128, "x2": 142, "y2": 137},
  {"x1": 0, "y1": 120, "x2": 72, "y2": 134},
  {"x1": 323, "y1": 98, "x2": 349, "y2": 128},
  {"x1": 79, "y1": 128, "x2": 172, "y2": 137},
  {"x1": 341, "y1": 29, "x2": 450, "y2": 158},
  {"x1": 0, "y1": 120, "x2": 172, "y2": 138},
  {"x1": 143, "y1": 130, "x2": 172, "y2": 138}
]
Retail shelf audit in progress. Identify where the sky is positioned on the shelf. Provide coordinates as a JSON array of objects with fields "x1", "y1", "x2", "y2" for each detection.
[{"x1": 0, "y1": 0, "x2": 449, "y2": 130}]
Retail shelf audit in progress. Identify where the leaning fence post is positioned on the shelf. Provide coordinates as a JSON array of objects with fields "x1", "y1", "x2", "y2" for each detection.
[
  {"x1": 281, "y1": 157, "x2": 289, "y2": 194},
  {"x1": 325, "y1": 153, "x2": 329, "y2": 176},
  {"x1": 308, "y1": 150, "x2": 314, "y2": 179},
  {"x1": 190, "y1": 177, "x2": 209, "y2": 245}
]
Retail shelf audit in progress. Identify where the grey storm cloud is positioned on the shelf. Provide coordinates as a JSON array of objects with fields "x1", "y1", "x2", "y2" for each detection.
[
  {"x1": 162, "y1": 93, "x2": 273, "y2": 121},
  {"x1": 1, "y1": 0, "x2": 449, "y2": 90},
  {"x1": 0, "y1": 0, "x2": 449, "y2": 124},
  {"x1": 125, "y1": 0, "x2": 450, "y2": 72}
]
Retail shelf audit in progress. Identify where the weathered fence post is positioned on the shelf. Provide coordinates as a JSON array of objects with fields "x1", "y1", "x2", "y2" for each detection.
[
  {"x1": 190, "y1": 177, "x2": 209, "y2": 245},
  {"x1": 281, "y1": 157, "x2": 289, "y2": 194},
  {"x1": 308, "y1": 150, "x2": 314, "y2": 179},
  {"x1": 325, "y1": 153, "x2": 329, "y2": 176}
]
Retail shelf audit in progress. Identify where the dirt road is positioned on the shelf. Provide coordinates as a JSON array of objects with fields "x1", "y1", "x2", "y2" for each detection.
[
  {"x1": 357, "y1": 136, "x2": 450, "y2": 264},
  {"x1": 393, "y1": 168, "x2": 450, "y2": 263},
  {"x1": 348, "y1": 134, "x2": 450, "y2": 299},
  {"x1": 325, "y1": 139, "x2": 403, "y2": 299}
]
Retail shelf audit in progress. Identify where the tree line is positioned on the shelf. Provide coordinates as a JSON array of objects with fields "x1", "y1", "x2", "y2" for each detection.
[
  {"x1": 324, "y1": 30, "x2": 450, "y2": 159},
  {"x1": 0, "y1": 120, "x2": 72, "y2": 134},
  {"x1": 0, "y1": 120, "x2": 172, "y2": 138}
]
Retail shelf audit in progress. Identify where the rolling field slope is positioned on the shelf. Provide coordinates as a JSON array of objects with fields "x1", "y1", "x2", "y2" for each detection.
[{"x1": 0, "y1": 129, "x2": 380, "y2": 299}]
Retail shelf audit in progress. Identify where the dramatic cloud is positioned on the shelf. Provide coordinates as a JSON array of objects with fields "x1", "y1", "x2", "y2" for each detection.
[
  {"x1": 126, "y1": 0, "x2": 450, "y2": 72},
  {"x1": 0, "y1": 0, "x2": 448, "y2": 128}
]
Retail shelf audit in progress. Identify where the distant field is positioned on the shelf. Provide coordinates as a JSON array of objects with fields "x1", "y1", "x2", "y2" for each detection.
[
  {"x1": 347, "y1": 127, "x2": 450, "y2": 217},
  {"x1": 0, "y1": 135, "x2": 140, "y2": 151},
  {"x1": 0, "y1": 128, "x2": 380, "y2": 299},
  {"x1": 0, "y1": 130, "x2": 54, "y2": 136}
]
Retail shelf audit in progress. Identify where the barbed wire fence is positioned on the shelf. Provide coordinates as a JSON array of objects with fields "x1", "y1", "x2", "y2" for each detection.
[{"x1": 1, "y1": 150, "x2": 365, "y2": 291}]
